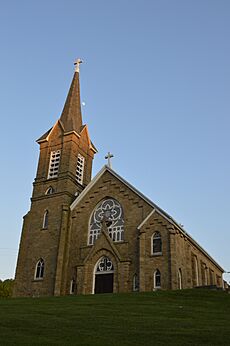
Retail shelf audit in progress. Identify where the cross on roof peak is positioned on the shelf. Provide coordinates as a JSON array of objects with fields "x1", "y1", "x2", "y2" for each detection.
[
  {"x1": 74, "y1": 58, "x2": 83, "y2": 73},
  {"x1": 105, "y1": 152, "x2": 114, "y2": 168}
]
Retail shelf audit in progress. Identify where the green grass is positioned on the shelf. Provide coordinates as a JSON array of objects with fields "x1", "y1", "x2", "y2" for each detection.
[{"x1": 0, "y1": 289, "x2": 229, "y2": 345}]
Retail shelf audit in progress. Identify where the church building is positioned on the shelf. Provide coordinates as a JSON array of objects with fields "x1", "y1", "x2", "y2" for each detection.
[{"x1": 14, "y1": 60, "x2": 224, "y2": 296}]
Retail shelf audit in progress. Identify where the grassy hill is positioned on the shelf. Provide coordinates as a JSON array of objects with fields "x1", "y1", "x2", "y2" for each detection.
[{"x1": 0, "y1": 289, "x2": 229, "y2": 345}]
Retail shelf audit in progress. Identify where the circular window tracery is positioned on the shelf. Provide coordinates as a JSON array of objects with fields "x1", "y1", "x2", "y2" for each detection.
[
  {"x1": 89, "y1": 198, "x2": 124, "y2": 245},
  {"x1": 96, "y1": 257, "x2": 114, "y2": 273}
]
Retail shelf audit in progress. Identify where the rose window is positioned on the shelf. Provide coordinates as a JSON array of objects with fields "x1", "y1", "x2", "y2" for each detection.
[{"x1": 89, "y1": 198, "x2": 124, "y2": 245}]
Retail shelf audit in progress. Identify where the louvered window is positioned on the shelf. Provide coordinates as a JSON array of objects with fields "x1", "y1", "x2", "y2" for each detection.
[
  {"x1": 76, "y1": 154, "x2": 85, "y2": 184},
  {"x1": 48, "y1": 150, "x2": 61, "y2": 179}
]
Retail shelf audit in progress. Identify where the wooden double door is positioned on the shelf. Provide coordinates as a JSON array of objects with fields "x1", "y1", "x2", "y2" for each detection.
[{"x1": 94, "y1": 273, "x2": 113, "y2": 294}]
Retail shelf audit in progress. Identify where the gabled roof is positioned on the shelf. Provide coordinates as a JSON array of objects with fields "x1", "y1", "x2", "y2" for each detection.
[{"x1": 70, "y1": 165, "x2": 224, "y2": 272}]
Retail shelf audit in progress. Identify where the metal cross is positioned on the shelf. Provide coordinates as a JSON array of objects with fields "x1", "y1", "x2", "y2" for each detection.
[
  {"x1": 74, "y1": 58, "x2": 83, "y2": 73},
  {"x1": 105, "y1": 152, "x2": 114, "y2": 168}
]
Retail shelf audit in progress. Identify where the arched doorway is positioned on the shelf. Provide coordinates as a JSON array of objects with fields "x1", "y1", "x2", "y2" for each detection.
[{"x1": 94, "y1": 257, "x2": 114, "y2": 294}]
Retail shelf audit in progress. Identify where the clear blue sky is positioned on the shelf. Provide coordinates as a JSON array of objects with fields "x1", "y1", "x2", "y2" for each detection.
[{"x1": 0, "y1": 0, "x2": 229, "y2": 283}]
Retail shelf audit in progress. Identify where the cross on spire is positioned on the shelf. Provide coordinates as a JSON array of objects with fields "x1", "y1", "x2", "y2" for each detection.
[
  {"x1": 74, "y1": 58, "x2": 83, "y2": 73},
  {"x1": 105, "y1": 152, "x2": 114, "y2": 168}
]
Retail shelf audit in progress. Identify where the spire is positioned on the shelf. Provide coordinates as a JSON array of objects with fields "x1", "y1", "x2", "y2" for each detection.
[{"x1": 59, "y1": 59, "x2": 83, "y2": 133}]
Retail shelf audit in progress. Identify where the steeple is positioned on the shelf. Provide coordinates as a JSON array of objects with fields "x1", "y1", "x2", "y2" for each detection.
[
  {"x1": 59, "y1": 59, "x2": 83, "y2": 134},
  {"x1": 36, "y1": 59, "x2": 96, "y2": 188}
]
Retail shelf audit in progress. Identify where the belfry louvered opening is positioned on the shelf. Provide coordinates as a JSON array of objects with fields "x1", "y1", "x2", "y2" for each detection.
[{"x1": 47, "y1": 150, "x2": 61, "y2": 179}]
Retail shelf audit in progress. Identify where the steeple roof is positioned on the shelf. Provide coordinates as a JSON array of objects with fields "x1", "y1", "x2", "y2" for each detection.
[
  {"x1": 59, "y1": 66, "x2": 83, "y2": 133},
  {"x1": 37, "y1": 60, "x2": 85, "y2": 143}
]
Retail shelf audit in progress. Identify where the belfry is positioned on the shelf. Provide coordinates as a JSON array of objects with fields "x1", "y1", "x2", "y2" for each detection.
[{"x1": 14, "y1": 61, "x2": 224, "y2": 297}]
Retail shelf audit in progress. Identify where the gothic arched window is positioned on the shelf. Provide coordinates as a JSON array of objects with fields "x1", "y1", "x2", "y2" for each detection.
[
  {"x1": 95, "y1": 257, "x2": 114, "y2": 273},
  {"x1": 35, "y1": 259, "x2": 45, "y2": 279},
  {"x1": 152, "y1": 231, "x2": 162, "y2": 254},
  {"x1": 178, "y1": 268, "x2": 182, "y2": 289},
  {"x1": 154, "y1": 269, "x2": 161, "y2": 289},
  {"x1": 45, "y1": 186, "x2": 54, "y2": 195},
  {"x1": 42, "y1": 210, "x2": 49, "y2": 229},
  {"x1": 133, "y1": 274, "x2": 138, "y2": 292},
  {"x1": 89, "y1": 198, "x2": 124, "y2": 245},
  {"x1": 192, "y1": 255, "x2": 199, "y2": 287}
]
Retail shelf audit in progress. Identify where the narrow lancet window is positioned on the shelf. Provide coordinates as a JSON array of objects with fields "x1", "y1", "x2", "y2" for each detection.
[
  {"x1": 70, "y1": 279, "x2": 75, "y2": 294},
  {"x1": 133, "y1": 274, "x2": 138, "y2": 291},
  {"x1": 154, "y1": 269, "x2": 161, "y2": 289},
  {"x1": 48, "y1": 150, "x2": 61, "y2": 179},
  {"x1": 178, "y1": 268, "x2": 182, "y2": 289},
  {"x1": 35, "y1": 259, "x2": 45, "y2": 279},
  {"x1": 152, "y1": 231, "x2": 162, "y2": 254},
  {"x1": 76, "y1": 154, "x2": 85, "y2": 184},
  {"x1": 192, "y1": 255, "x2": 199, "y2": 287},
  {"x1": 42, "y1": 210, "x2": 49, "y2": 229},
  {"x1": 45, "y1": 186, "x2": 54, "y2": 195}
]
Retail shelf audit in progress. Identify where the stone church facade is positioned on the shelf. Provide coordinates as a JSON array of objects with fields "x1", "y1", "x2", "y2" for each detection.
[{"x1": 14, "y1": 61, "x2": 223, "y2": 297}]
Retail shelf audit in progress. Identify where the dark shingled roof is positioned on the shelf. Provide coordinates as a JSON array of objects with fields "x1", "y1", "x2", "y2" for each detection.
[{"x1": 37, "y1": 127, "x2": 52, "y2": 142}]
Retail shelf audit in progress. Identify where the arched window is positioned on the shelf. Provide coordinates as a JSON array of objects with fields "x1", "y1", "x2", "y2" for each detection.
[
  {"x1": 133, "y1": 274, "x2": 138, "y2": 292},
  {"x1": 192, "y1": 255, "x2": 199, "y2": 287},
  {"x1": 35, "y1": 259, "x2": 44, "y2": 279},
  {"x1": 154, "y1": 269, "x2": 161, "y2": 289},
  {"x1": 70, "y1": 279, "x2": 75, "y2": 294},
  {"x1": 209, "y1": 269, "x2": 214, "y2": 285},
  {"x1": 45, "y1": 186, "x2": 54, "y2": 195},
  {"x1": 42, "y1": 210, "x2": 49, "y2": 229},
  {"x1": 201, "y1": 262, "x2": 208, "y2": 285},
  {"x1": 152, "y1": 231, "x2": 162, "y2": 254},
  {"x1": 95, "y1": 257, "x2": 114, "y2": 273},
  {"x1": 178, "y1": 268, "x2": 182, "y2": 289},
  {"x1": 205, "y1": 266, "x2": 208, "y2": 285},
  {"x1": 89, "y1": 198, "x2": 124, "y2": 245}
]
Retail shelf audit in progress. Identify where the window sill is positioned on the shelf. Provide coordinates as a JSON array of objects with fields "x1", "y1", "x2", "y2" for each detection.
[
  {"x1": 86, "y1": 240, "x2": 128, "y2": 247},
  {"x1": 151, "y1": 252, "x2": 163, "y2": 257},
  {"x1": 32, "y1": 278, "x2": 44, "y2": 282}
]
